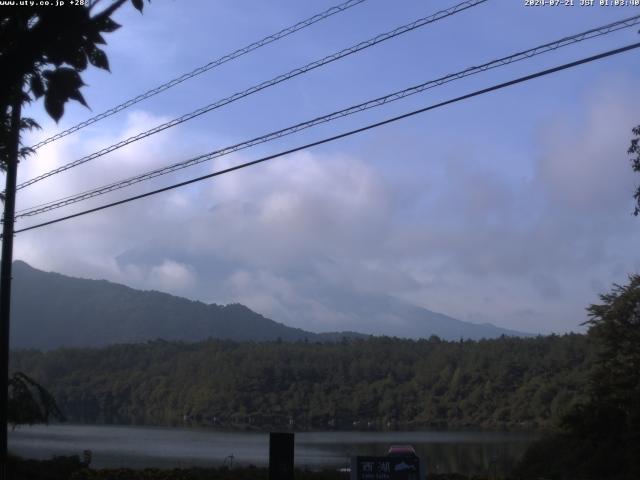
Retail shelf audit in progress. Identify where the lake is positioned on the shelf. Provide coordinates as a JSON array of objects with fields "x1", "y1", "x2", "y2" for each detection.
[{"x1": 8, "y1": 424, "x2": 538, "y2": 475}]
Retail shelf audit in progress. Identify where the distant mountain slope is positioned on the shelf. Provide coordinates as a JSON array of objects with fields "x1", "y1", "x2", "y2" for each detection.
[
  {"x1": 331, "y1": 292, "x2": 531, "y2": 340},
  {"x1": 10, "y1": 261, "x2": 361, "y2": 349},
  {"x1": 9, "y1": 261, "x2": 530, "y2": 349}
]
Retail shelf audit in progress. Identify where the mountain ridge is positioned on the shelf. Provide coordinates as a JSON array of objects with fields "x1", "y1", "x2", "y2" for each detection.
[{"x1": 10, "y1": 260, "x2": 530, "y2": 349}]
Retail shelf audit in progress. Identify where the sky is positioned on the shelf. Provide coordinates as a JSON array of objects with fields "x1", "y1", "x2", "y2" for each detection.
[{"x1": 11, "y1": 0, "x2": 640, "y2": 335}]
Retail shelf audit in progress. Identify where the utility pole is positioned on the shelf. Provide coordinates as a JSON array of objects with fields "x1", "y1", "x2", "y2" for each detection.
[{"x1": 0, "y1": 93, "x2": 22, "y2": 480}]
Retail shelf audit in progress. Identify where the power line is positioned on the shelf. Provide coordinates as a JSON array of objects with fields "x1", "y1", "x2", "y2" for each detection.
[
  {"x1": 12, "y1": 42, "x2": 640, "y2": 236},
  {"x1": 15, "y1": 14, "x2": 640, "y2": 219},
  {"x1": 16, "y1": 0, "x2": 487, "y2": 191},
  {"x1": 28, "y1": 0, "x2": 368, "y2": 151}
]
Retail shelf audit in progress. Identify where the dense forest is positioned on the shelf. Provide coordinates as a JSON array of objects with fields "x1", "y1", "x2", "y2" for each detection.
[
  {"x1": 516, "y1": 275, "x2": 640, "y2": 480},
  {"x1": 10, "y1": 334, "x2": 592, "y2": 431}
]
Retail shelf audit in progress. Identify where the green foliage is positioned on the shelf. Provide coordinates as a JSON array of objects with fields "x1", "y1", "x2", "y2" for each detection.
[
  {"x1": 585, "y1": 274, "x2": 640, "y2": 415},
  {"x1": 11, "y1": 334, "x2": 592, "y2": 431},
  {"x1": 0, "y1": 0, "x2": 148, "y2": 169},
  {"x1": 517, "y1": 275, "x2": 640, "y2": 479},
  {"x1": 7, "y1": 372, "x2": 64, "y2": 428}
]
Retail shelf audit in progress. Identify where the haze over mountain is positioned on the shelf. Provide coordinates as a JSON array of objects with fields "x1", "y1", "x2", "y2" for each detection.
[{"x1": 10, "y1": 261, "x2": 529, "y2": 350}]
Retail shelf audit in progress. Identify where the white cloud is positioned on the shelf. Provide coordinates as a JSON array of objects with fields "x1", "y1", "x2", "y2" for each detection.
[
  {"x1": 536, "y1": 77, "x2": 638, "y2": 215},
  {"x1": 10, "y1": 76, "x2": 640, "y2": 336},
  {"x1": 149, "y1": 259, "x2": 197, "y2": 292}
]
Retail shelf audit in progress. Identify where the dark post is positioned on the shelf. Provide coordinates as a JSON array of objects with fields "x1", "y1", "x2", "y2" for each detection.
[
  {"x1": 269, "y1": 432, "x2": 294, "y2": 480},
  {"x1": 0, "y1": 96, "x2": 22, "y2": 480}
]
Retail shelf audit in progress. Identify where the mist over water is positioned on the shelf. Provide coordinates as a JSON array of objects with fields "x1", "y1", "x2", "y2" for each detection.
[{"x1": 9, "y1": 424, "x2": 537, "y2": 475}]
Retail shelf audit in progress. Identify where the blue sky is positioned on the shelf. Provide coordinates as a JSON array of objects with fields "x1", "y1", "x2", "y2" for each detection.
[{"x1": 13, "y1": 0, "x2": 640, "y2": 335}]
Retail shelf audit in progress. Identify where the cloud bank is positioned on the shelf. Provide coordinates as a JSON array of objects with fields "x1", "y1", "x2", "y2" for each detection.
[{"x1": 12, "y1": 77, "x2": 640, "y2": 335}]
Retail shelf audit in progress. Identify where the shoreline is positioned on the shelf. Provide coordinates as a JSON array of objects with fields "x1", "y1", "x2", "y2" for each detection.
[
  {"x1": 9, "y1": 424, "x2": 535, "y2": 474},
  {"x1": 22, "y1": 420, "x2": 546, "y2": 435}
]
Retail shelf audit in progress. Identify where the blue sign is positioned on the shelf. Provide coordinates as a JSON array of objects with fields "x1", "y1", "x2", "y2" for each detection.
[{"x1": 351, "y1": 455, "x2": 422, "y2": 480}]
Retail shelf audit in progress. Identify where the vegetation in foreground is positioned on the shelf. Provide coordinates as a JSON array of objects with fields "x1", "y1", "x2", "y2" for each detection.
[
  {"x1": 516, "y1": 275, "x2": 640, "y2": 480},
  {"x1": 6, "y1": 454, "x2": 515, "y2": 480},
  {"x1": 11, "y1": 333, "x2": 592, "y2": 431}
]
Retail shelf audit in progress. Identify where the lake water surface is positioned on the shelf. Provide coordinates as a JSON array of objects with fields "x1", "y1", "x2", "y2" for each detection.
[{"x1": 9, "y1": 424, "x2": 538, "y2": 475}]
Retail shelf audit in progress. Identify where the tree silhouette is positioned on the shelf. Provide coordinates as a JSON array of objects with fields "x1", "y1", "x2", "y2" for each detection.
[
  {"x1": 7, "y1": 372, "x2": 64, "y2": 428},
  {"x1": 1, "y1": 0, "x2": 148, "y2": 166},
  {"x1": 585, "y1": 275, "x2": 640, "y2": 420},
  {"x1": 0, "y1": 0, "x2": 149, "y2": 473},
  {"x1": 517, "y1": 275, "x2": 640, "y2": 479}
]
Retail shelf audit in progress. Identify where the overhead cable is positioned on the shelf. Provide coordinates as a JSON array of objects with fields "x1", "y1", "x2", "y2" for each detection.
[
  {"x1": 16, "y1": 0, "x2": 488, "y2": 191},
  {"x1": 12, "y1": 42, "x2": 640, "y2": 236},
  {"x1": 16, "y1": 14, "x2": 640, "y2": 218},
  {"x1": 28, "y1": 0, "x2": 369, "y2": 151}
]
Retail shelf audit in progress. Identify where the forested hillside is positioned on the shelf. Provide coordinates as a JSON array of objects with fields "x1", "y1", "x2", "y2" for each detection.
[
  {"x1": 11, "y1": 334, "x2": 593, "y2": 430},
  {"x1": 10, "y1": 261, "x2": 529, "y2": 348},
  {"x1": 10, "y1": 261, "x2": 364, "y2": 348}
]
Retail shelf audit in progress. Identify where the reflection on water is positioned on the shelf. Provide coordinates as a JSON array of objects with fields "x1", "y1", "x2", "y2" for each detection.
[{"x1": 9, "y1": 424, "x2": 537, "y2": 475}]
